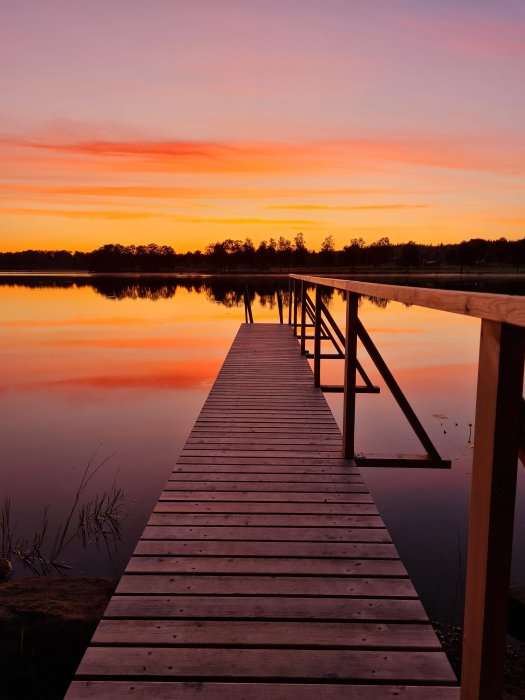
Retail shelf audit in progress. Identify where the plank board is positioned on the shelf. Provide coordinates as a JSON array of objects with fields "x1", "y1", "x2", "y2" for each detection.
[
  {"x1": 68, "y1": 682, "x2": 459, "y2": 699},
  {"x1": 66, "y1": 323, "x2": 457, "y2": 698}
]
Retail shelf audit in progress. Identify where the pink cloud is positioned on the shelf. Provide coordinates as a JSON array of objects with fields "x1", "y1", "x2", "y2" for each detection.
[{"x1": 2, "y1": 132, "x2": 524, "y2": 175}]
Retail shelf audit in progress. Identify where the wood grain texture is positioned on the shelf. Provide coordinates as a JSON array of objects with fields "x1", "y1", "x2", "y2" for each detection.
[
  {"x1": 290, "y1": 273, "x2": 525, "y2": 326},
  {"x1": 66, "y1": 323, "x2": 456, "y2": 698},
  {"x1": 75, "y1": 647, "x2": 456, "y2": 682},
  {"x1": 90, "y1": 619, "x2": 440, "y2": 648},
  {"x1": 67, "y1": 682, "x2": 460, "y2": 700}
]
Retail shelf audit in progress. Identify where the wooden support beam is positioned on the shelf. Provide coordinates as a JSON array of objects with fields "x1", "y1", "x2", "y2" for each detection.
[
  {"x1": 300, "y1": 281, "x2": 306, "y2": 354},
  {"x1": 461, "y1": 321, "x2": 525, "y2": 700},
  {"x1": 357, "y1": 319, "x2": 441, "y2": 462},
  {"x1": 519, "y1": 397, "x2": 525, "y2": 467},
  {"x1": 355, "y1": 454, "x2": 451, "y2": 469},
  {"x1": 306, "y1": 352, "x2": 345, "y2": 360},
  {"x1": 343, "y1": 293, "x2": 359, "y2": 459},
  {"x1": 320, "y1": 299, "x2": 375, "y2": 388},
  {"x1": 293, "y1": 279, "x2": 298, "y2": 336},
  {"x1": 321, "y1": 384, "x2": 380, "y2": 394},
  {"x1": 314, "y1": 285, "x2": 322, "y2": 387},
  {"x1": 287, "y1": 278, "x2": 292, "y2": 326}
]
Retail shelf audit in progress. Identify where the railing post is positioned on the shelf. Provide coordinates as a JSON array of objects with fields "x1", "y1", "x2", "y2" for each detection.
[
  {"x1": 244, "y1": 285, "x2": 254, "y2": 323},
  {"x1": 343, "y1": 292, "x2": 359, "y2": 459},
  {"x1": 277, "y1": 289, "x2": 283, "y2": 324},
  {"x1": 300, "y1": 281, "x2": 307, "y2": 355},
  {"x1": 461, "y1": 321, "x2": 525, "y2": 700},
  {"x1": 288, "y1": 278, "x2": 292, "y2": 325},
  {"x1": 313, "y1": 284, "x2": 322, "y2": 386},
  {"x1": 293, "y1": 279, "x2": 298, "y2": 336}
]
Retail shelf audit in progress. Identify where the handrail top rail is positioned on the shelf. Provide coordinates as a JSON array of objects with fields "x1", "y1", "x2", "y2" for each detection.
[{"x1": 290, "y1": 273, "x2": 525, "y2": 327}]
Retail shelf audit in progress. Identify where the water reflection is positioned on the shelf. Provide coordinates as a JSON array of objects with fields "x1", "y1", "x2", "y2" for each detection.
[
  {"x1": 1, "y1": 274, "x2": 524, "y2": 628},
  {"x1": 3, "y1": 271, "x2": 525, "y2": 305}
]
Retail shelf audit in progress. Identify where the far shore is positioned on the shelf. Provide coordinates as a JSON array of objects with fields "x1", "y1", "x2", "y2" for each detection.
[{"x1": 2, "y1": 267, "x2": 525, "y2": 278}]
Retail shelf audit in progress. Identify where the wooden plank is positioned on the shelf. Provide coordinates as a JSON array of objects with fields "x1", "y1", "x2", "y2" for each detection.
[
  {"x1": 153, "y1": 502, "x2": 379, "y2": 514},
  {"x1": 176, "y1": 457, "x2": 355, "y2": 465},
  {"x1": 67, "y1": 682, "x2": 460, "y2": 700},
  {"x1": 125, "y1": 556, "x2": 406, "y2": 576},
  {"x1": 104, "y1": 596, "x2": 428, "y2": 621},
  {"x1": 185, "y1": 437, "x2": 342, "y2": 445},
  {"x1": 132, "y1": 540, "x2": 400, "y2": 558},
  {"x1": 91, "y1": 620, "x2": 439, "y2": 648},
  {"x1": 158, "y1": 491, "x2": 375, "y2": 502},
  {"x1": 167, "y1": 474, "x2": 364, "y2": 483},
  {"x1": 115, "y1": 574, "x2": 416, "y2": 597},
  {"x1": 141, "y1": 526, "x2": 391, "y2": 542},
  {"x1": 162, "y1": 483, "x2": 369, "y2": 493},
  {"x1": 171, "y1": 465, "x2": 360, "y2": 474},
  {"x1": 190, "y1": 427, "x2": 342, "y2": 434},
  {"x1": 147, "y1": 514, "x2": 384, "y2": 527},
  {"x1": 75, "y1": 647, "x2": 456, "y2": 683}
]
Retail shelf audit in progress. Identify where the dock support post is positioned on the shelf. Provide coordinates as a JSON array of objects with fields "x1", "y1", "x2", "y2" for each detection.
[
  {"x1": 288, "y1": 278, "x2": 292, "y2": 325},
  {"x1": 314, "y1": 284, "x2": 322, "y2": 386},
  {"x1": 342, "y1": 292, "x2": 359, "y2": 459},
  {"x1": 293, "y1": 279, "x2": 298, "y2": 336},
  {"x1": 461, "y1": 321, "x2": 524, "y2": 700},
  {"x1": 300, "y1": 281, "x2": 307, "y2": 355}
]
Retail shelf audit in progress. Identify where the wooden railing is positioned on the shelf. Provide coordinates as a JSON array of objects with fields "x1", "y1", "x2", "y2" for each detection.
[{"x1": 289, "y1": 273, "x2": 525, "y2": 700}]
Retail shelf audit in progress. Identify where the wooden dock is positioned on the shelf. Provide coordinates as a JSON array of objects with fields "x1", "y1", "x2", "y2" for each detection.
[{"x1": 67, "y1": 323, "x2": 458, "y2": 699}]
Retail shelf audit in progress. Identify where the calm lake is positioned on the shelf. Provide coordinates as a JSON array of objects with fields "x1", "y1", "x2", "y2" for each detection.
[{"x1": 1, "y1": 273, "x2": 525, "y2": 625}]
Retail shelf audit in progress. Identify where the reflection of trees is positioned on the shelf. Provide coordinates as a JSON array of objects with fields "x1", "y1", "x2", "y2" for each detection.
[
  {"x1": 0, "y1": 275, "x2": 292, "y2": 308},
  {"x1": 94, "y1": 279, "x2": 178, "y2": 301},
  {"x1": 205, "y1": 288, "x2": 245, "y2": 308},
  {"x1": 366, "y1": 296, "x2": 390, "y2": 309},
  {"x1": 2, "y1": 274, "x2": 525, "y2": 310}
]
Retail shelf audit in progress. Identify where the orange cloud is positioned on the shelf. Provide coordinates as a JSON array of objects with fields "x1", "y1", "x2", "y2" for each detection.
[
  {"x1": 0, "y1": 206, "x2": 318, "y2": 226},
  {"x1": 3, "y1": 133, "x2": 524, "y2": 175},
  {"x1": 0, "y1": 183, "x2": 408, "y2": 200},
  {"x1": 265, "y1": 204, "x2": 431, "y2": 211},
  {"x1": 1, "y1": 206, "x2": 158, "y2": 219}
]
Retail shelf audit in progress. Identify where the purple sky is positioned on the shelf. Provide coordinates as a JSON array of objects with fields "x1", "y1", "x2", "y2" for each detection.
[{"x1": 1, "y1": 0, "x2": 524, "y2": 250}]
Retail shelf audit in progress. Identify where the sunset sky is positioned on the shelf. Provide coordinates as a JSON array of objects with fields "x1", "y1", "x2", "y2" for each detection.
[{"x1": 1, "y1": 0, "x2": 524, "y2": 252}]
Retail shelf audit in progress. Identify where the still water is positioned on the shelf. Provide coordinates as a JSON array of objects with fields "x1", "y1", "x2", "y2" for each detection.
[{"x1": 1, "y1": 273, "x2": 524, "y2": 625}]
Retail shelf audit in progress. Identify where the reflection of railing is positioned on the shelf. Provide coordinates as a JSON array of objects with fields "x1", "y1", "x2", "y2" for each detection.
[
  {"x1": 243, "y1": 285, "x2": 254, "y2": 323},
  {"x1": 289, "y1": 273, "x2": 525, "y2": 700}
]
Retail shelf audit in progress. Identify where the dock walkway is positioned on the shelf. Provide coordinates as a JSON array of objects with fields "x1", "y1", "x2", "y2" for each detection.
[{"x1": 67, "y1": 323, "x2": 458, "y2": 699}]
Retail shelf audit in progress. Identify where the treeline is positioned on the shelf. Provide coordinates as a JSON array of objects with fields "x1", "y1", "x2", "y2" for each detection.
[{"x1": 1, "y1": 234, "x2": 525, "y2": 272}]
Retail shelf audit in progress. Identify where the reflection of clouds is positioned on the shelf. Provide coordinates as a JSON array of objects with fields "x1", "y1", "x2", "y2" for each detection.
[
  {"x1": 0, "y1": 360, "x2": 222, "y2": 393},
  {"x1": 367, "y1": 326, "x2": 422, "y2": 335},
  {"x1": 37, "y1": 336, "x2": 227, "y2": 350},
  {"x1": 394, "y1": 362, "x2": 477, "y2": 388},
  {"x1": 3, "y1": 316, "x2": 149, "y2": 328},
  {"x1": 43, "y1": 371, "x2": 218, "y2": 390}
]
